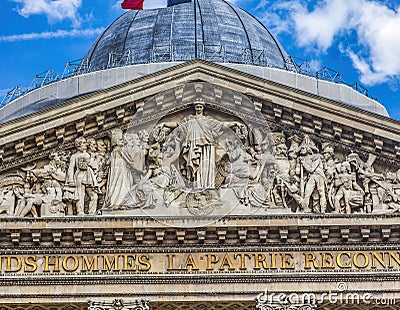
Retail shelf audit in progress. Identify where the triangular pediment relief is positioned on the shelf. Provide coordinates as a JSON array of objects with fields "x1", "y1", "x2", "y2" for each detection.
[{"x1": 0, "y1": 62, "x2": 399, "y2": 219}]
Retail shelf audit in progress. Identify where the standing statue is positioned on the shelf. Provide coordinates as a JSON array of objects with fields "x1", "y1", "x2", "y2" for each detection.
[
  {"x1": 347, "y1": 152, "x2": 378, "y2": 213},
  {"x1": 298, "y1": 135, "x2": 327, "y2": 213},
  {"x1": 105, "y1": 129, "x2": 131, "y2": 209},
  {"x1": 322, "y1": 142, "x2": 338, "y2": 211},
  {"x1": 253, "y1": 133, "x2": 275, "y2": 203},
  {"x1": 177, "y1": 101, "x2": 222, "y2": 189},
  {"x1": 334, "y1": 162, "x2": 364, "y2": 214},
  {"x1": 65, "y1": 137, "x2": 99, "y2": 215},
  {"x1": 122, "y1": 132, "x2": 150, "y2": 207},
  {"x1": 271, "y1": 133, "x2": 302, "y2": 210},
  {"x1": 160, "y1": 100, "x2": 242, "y2": 190},
  {"x1": 105, "y1": 130, "x2": 149, "y2": 209},
  {"x1": 96, "y1": 139, "x2": 110, "y2": 208}
]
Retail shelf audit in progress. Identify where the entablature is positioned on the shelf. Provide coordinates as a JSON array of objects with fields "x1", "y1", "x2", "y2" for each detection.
[{"x1": 0, "y1": 215, "x2": 398, "y2": 247}]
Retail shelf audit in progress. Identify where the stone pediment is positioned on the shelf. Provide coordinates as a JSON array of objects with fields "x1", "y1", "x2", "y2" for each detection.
[{"x1": 0, "y1": 61, "x2": 400, "y2": 219}]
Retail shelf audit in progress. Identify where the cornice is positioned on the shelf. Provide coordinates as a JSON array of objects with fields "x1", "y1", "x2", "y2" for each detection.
[{"x1": 0, "y1": 215, "x2": 398, "y2": 247}]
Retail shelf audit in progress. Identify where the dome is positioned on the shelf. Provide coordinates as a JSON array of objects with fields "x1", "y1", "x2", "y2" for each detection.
[{"x1": 85, "y1": 0, "x2": 289, "y2": 71}]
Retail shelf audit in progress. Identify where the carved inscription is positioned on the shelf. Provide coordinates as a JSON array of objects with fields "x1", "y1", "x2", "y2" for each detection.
[{"x1": 0, "y1": 251, "x2": 399, "y2": 275}]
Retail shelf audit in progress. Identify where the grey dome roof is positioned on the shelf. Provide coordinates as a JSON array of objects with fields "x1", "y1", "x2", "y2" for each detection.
[{"x1": 85, "y1": 0, "x2": 289, "y2": 71}]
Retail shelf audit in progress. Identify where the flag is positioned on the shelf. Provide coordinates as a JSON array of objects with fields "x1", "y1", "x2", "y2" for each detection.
[
  {"x1": 121, "y1": 0, "x2": 144, "y2": 10},
  {"x1": 121, "y1": 0, "x2": 191, "y2": 10}
]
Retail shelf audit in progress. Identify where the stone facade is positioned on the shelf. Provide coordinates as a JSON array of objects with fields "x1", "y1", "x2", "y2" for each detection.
[{"x1": 0, "y1": 61, "x2": 399, "y2": 309}]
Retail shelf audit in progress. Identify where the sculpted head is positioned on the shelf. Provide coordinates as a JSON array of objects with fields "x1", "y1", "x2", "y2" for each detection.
[
  {"x1": 110, "y1": 129, "x2": 124, "y2": 147},
  {"x1": 87, "y1": 138, "x2": 97, "y2": 152},
  {"x1": 322, "y1": 142, "x2": 334, "y2": 159},
  {"x1": 193, "y1": 99, "x2": 205, "y2": 115},
  {"x1": 274, "y1": 143, "x2": 288, "y2": 158},
  {"x1": 124, "y1": 133, "x2": 140, "y2": 147},
  {"x1": 347, "y1": 152, "x2": 361, "y2": 169},
  {"x1": 340, "y1": 161, "x2": 351, "y2": 173},
  {"x1": 138, "y1": 130, "x2": 149, "y2": 144},
  {"x1": 97, "y1": 139, "x2": 107, "y2": 153},
  {"x1": 75, "y1": 137, "x2": 87, "y2": 151},
  {"x1": 299, "y1": 135, "x2": 318, "y2": 155}
]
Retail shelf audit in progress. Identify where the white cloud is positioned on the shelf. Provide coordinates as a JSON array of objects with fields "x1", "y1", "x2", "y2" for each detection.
[
  {"x1": 254, "y1": 1, "x2": 305, "y2": 41},
  {"x1": 0, "y1": 28, "x2": 104, "y2": 42},
  {"x1": 291, "y1": 0, "x2": 356, "y2": 52},
  {"x1": 12, "y1": 0, "x2": 83, "y2": 27},
  {"x1": 257, "y1": 0, "x2": 400, "y2": 86}
]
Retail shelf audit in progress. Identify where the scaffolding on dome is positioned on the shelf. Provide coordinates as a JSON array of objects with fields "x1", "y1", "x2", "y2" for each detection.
[
  {"x1": 243, "y1": 48, "x2": 269, "y2": 67},
  {"x1": 152, "y1": 45, "x2": 173, "y2": 63},
  {"x1": 316, "y1": 66, "x2": 343, "y2": 83},
  {"x1": 350, "y1": 82, "x2": 375, "y2": 100},
  {"x1": 202, "y1": 45, "x2": 226, "y2": 62},
  {"x1": 108, "y1": 49, "x2": 135, "y2": 69},
  {"x1": 29, "y1": 69, "x2": 60, "y2": 89},
  {"x1": 288, "y1": 56, "x2": 312, "y2": 75},
  {"x1": 0, "y1": 86, "x2": 27, "y2": 107},
  {"x1": 62, "y1": 58, "x2": 91, "y2": 78},
  {"x1": 1, "y1": 48, "x2": 377, "y2": 106}
]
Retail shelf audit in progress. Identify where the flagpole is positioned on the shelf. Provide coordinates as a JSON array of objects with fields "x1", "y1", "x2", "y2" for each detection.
[{"x1": 194, "y1": 0, "x2": 197, "y2": 59}]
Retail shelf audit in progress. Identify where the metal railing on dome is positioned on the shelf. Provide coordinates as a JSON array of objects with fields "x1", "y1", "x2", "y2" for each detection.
[
  {"x1": 62, "y1": 58, "x2": 91, "y2": 78},
  {"x1": 29, "y1": 69, "x2": 60, "y2": 90},
  {"x1": 0, "y1": 86, "x2": 27, "y2": 107},
  {"x1": 1, "y1": 47, "x2": 378, "y2": 106},
  {"x1": 108, "y1": 49, "x2": 135, "y2": 69}
]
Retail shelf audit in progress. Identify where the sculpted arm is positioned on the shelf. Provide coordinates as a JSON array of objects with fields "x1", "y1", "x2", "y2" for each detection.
[
  {"x1": 66, "y1": 155, "x2": 76, "y2": 185},
  {"x1": 300, "y1": 157, "x2": 314, "y2": 173},
  {"x1": 160, "y1": 121, "x2": 178, "y2": 129},
  {"x1": 223, "y1": 121, "x2": 244, "y2": 129},
  {"x1": 165, "y1": 141, "x2": 181, "y2": 166},
  {"x1": 352, "y1": 175, "x2": 364, "y2": 192}
]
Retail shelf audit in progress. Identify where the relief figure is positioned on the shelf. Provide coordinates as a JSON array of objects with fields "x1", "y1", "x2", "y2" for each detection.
[
  {"x1": 298, "y1": 135, "x2": 327, "y2": 213},
  {"x1": 65, "y1": 137, "x2": 99, "y2": 215}
]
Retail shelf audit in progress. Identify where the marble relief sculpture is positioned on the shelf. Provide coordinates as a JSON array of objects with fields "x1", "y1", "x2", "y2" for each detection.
[
  {"x1": 158, "y1": 101, "x2": 243, "y2": 189},
  {"x1": 0, "y1": 174, "x2": 26, "y2": 216},
  {"x1": 333, "y1": 161, "x2": 364, "y2": 214},
  {"x1": 297, "y1": 135, "x2": 328, "y2": 213},
  {"x1": 271, "y1": 133, "x2": 303, "y2": 211},
  {"x1": 105, "y1": 129, "x2": 131, "y2": 209},
  {"x1": 0, "y1": 102, "x2": 399, "y2": 217},
  {"x1": 65, "y1": 137, "x2": 100, "y2": 215}
]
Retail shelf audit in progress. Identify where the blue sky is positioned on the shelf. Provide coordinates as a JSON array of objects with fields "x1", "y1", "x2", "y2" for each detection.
[{"x1": 0, "y1": 0, "x2": 399, "y2": 119}]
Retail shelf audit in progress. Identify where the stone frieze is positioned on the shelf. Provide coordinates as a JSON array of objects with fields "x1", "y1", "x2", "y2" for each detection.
[{"x1": 0, "y1": 82, "x2": 399, "y2": 219}]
